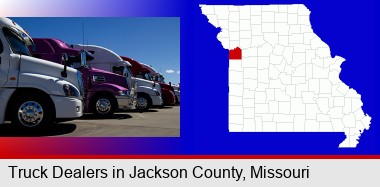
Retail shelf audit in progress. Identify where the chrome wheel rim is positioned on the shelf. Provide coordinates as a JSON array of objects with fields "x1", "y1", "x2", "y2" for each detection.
[
  {"x1": 96, "y1": 99, "x2": 111, "y2": 114},
  {"x1": 18, "y1": 101, "x2": 44, "y2": 127},
  {"x1": 137, "y1": 97, "x2": 148, "y2": 109}
]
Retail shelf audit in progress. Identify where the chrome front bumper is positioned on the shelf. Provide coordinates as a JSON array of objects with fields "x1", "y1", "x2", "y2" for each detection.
[{"x1": 116, "y1": 95, "x2": 136, "y2": 110}]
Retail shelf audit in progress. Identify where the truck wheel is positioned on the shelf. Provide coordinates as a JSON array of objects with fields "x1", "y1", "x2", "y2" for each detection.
[
  {"x1": 92, "y1": 95, "x2": 116, "y2": 117},
  {"x1": 136, "y1": 95, "x2": 151, "y2": 111},
  {"x1": 11, "y1": 95, "x2": 53, "y2": 128},
  {"x1": 175, "y1": 96, "x2": 179, "y2": 104}
]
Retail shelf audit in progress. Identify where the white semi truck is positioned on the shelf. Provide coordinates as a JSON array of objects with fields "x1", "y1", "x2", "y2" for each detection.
[
  {"x1": 0, "y1": 17, "x2": 84, "y2": 128},
  {"x1": 71, "y1": 44, "x2": 163, "y2": 111}
]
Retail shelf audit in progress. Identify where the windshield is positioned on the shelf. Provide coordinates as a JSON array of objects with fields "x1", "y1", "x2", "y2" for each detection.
[
  {"x1": 144, "y1": 73, "x2": 151, "y2": 80},
  {"x1": 67, "y1": 55, "x2": 82, "y2": 69},
  {"x1": 152, "y1": 74, "x2": 165, "y2": 83},
  {"x1": 158, "y1": 75, "x2": 165, "y2": 83},
  {"x1": 151, "y1": 75, "x2": 158, "y2": 81},
  {"x1": 136, "y1": 71, "x2": 151, "y2": 80},
  {"x1": 112, "y1": 66, "x2": 125, "y2": 76},
  {"x1": 3, "y1": 28, "x2": 31, "y2": 56}
]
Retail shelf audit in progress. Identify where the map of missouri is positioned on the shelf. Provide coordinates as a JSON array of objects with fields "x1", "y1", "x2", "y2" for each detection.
[{"x1": 200, "y1": 4, "x2": 371, "y2": 148}]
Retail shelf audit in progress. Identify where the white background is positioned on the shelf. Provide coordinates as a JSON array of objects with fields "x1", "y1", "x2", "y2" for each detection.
[{"x1": 0, "y1": 159, "x2": 378, "y2": 186}]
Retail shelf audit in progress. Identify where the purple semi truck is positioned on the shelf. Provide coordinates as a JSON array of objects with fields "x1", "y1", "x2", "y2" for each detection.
[{"x1": 29, "y1": 38, "x2": 136, "y2": 117}]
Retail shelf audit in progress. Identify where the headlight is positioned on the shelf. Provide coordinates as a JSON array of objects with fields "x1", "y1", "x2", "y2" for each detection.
[
  {"x1": 63, "y1": 84, "x2": 80, "y2": 97},
  {"x1": 118, "y1": 90, "x2": 130, "y2": 96}
]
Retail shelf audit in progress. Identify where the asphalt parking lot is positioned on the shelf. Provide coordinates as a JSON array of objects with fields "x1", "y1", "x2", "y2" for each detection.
[{"x1": 0, "y1": 106, "x2": 180, "y2": 137}]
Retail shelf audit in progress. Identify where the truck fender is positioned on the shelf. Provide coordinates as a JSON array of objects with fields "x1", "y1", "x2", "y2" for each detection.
[
  {"x1": 86, "y1": 83, "x2": 128, "y2": 113},
  {"x1": 0, "y1": 88, "x2": 57, "y2": 124}
]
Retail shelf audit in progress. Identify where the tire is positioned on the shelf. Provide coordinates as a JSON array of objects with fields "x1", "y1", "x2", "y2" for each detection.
[
  {"x1": 136, "y1": 94, "x2": 152, "y2": 111},
  {"x1": 11, "y1": 94, "x2": 53, "y2": 128},
  {"x1": 91, "y1": 95, "x2": 116, "y2": 117},
  {"x1": 175, "y1": 96, "x2": 179, "y2": 104}
]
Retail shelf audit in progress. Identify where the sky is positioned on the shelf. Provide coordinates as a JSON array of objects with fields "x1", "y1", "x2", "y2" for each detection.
[{"x1": 11, "y1": 17, "x2": 180, "y2": 84}]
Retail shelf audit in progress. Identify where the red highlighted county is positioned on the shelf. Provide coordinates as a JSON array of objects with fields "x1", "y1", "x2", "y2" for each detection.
[{"x1": 229, "y1": 47, "x2": 242, "y2": 60}]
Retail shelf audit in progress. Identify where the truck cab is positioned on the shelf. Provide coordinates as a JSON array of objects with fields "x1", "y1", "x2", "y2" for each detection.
[
  {"x1": 29, "y1": 38, "x2": 136, "y2": 117},
  {"x1": 0, "y1": 18, "x2": 83, "y2": 128},
  {"x1": 139, "y1": 63, "x2": 176, "y2": 106},
  {"x1": 72, "y1": 45, "x2": 163, "y2": 111}
]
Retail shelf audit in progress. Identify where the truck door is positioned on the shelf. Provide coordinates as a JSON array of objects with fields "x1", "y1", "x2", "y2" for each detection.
[
  {"x1": 112, "y1": 65, "x2": 132, "y2": 91},
  {"x1": 0, "y1": 37, "x2": 8, "y2": 87}
]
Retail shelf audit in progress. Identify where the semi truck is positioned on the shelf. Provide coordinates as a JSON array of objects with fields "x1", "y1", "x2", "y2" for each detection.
[
  {"x1": 139, "y1": 62, "x2": 177, "y2": 106},
  {"x1": 29, "y1": 38, "x2": 136, "y2": 117},
  {"x1": 0, "y1": 18, "x2": 83, "y2": 128},
  {"x1": 71, "y1": 44, "x2": 162, "y2": 111}
]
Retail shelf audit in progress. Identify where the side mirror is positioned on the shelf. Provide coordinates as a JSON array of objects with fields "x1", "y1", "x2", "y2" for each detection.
[
  {"x1": 62, "y1": 53, "x2": 69, "y2": 62},
  {"x1": 61, "y1": 53, "x2": 68, "y2": 78},
  {"x1": 80, "y1": 51, "x2": 87, "y2": 67}
]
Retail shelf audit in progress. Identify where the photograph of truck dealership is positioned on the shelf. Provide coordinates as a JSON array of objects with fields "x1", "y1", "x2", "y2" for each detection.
[{"x1": 0, "y1": 17, "x2": 180, "y2": 137}]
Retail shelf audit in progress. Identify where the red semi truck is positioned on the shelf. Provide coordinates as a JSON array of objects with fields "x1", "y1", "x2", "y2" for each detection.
[
  {"x1": 121, "y1": 56, "x2": 176, "y2": 106},
  {"x1": 140, "y1": 62, "x2": 180, "y2": 104}
]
